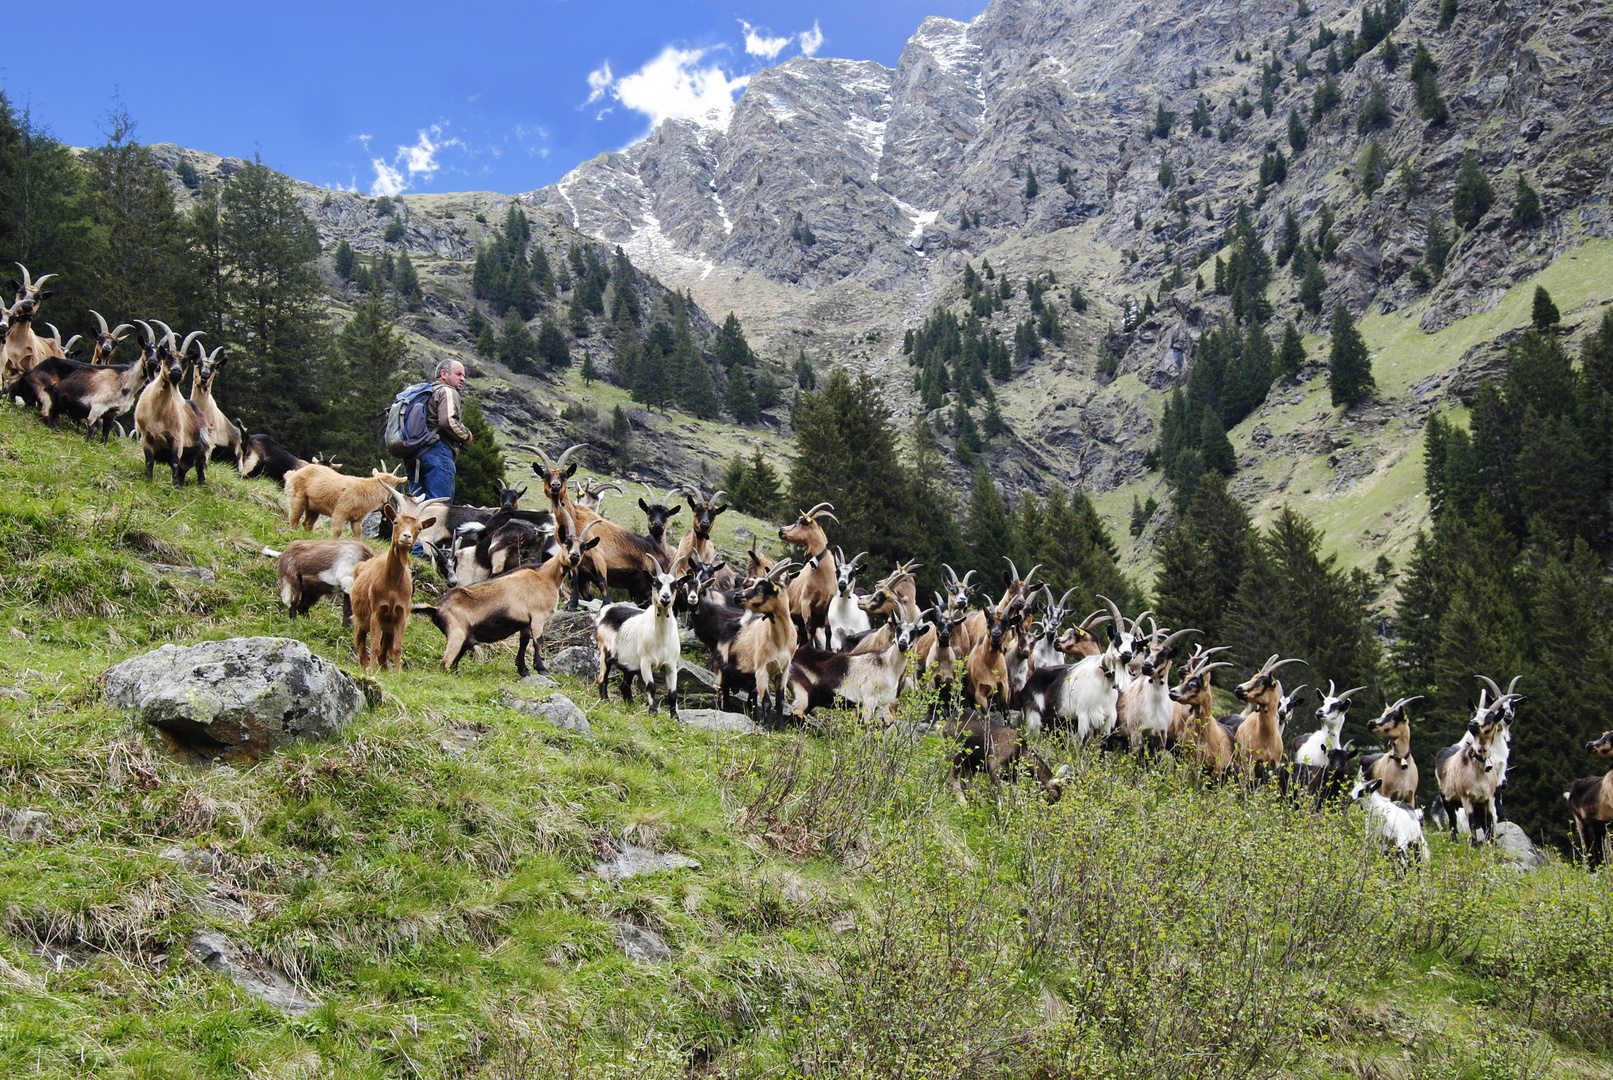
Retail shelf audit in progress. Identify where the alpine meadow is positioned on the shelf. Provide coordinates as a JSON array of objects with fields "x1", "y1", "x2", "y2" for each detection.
[{"x1": 5, "y1": 0, "x2": 1613, "y2": 1076}]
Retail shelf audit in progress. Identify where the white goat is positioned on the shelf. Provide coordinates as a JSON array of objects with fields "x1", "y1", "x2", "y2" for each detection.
[
  {"x1": 1294, "y1": 680, "x2": 1358, "y2": 768},
  {"x1": 1349, "y1": 776, "x2": 1430, "y2": 863},
  {"x1": 826, "y1": 547, "x2": 870, "y2": 650},
  {"x1": 595, "y1": 559, "x2": 688, "y2": 717}
]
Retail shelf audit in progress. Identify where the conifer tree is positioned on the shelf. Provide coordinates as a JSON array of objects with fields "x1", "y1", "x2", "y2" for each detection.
[
  {"x1": 1512, "y1": 173, "x2": 1542, "y2": 226},
  {"x1": 1279, "y1": 320, "x2": 1308, "y2": 377},
  {"x1": 325, "y1": 287, "x2": 408, "y2": 466},
  {"x1": 964, "y1": 466, "x2": 1016, "y2": 580},
  {"x1": 1300, "y1": 258, "x2": 1327, "y2": 315},
  {"x1": 952, "y1": 398, "x2": 982, "y2": 463},
  {"x1": 1452, "y1": 152, "x2": 1494, "y2": 229},
  {"x1": 982, "y1": 396, "x2": 1009, "y2": 440},
  {"x1": 393, "y1": 249, "x2": 422, "y2": 310},
  {"x1": 670, "y1": 309, "x2": 719, "y2": 419},
  {"x1": 1153, "y1": 472, "x2": 1253, "y2": 645},
  {"x1": 334, "y1": 238, "x2": 356, "y2": 279},
  {"x1": 536, "y1": 318, "x2": 569, "y2": 368},
  {"x1": 580, "y1": 353, "x2": 599, "y2": 386},
  {"x1": 1437, "y1": 0, "x2": 1457, "y2": 30},
  {"x1": 454, "y1": 399, "x2": 507, "y2": 508},
  {"x1": 1024, "y1": 167, "x2": 1039, "y2": 199},
  {"x1": 1288, "y1": 109, "x2": 1309, "y2": 153},
  {"x1": 1425, "y1": 213, "x2": 1453, "y2": 276},
  {"x1": 1532, "y1": 285, "x2": 1561, "y2": 332},
  {"x1": 498, "y1": 312, "x2": 538, "y2": 373},
  {"x1": 725, "y1": 363, "x2": 759, "y2": 423},
  {"x1": 1328, "y1": 301, "x2": 1374, "y2": 406}
]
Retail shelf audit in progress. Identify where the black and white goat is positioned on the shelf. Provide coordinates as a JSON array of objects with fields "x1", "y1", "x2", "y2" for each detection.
[
  {"x1": 595, "y1": 558, "x2": 691, "y2": 717},
  {"x1": 1015, "y1": 651, "x2": 1119, "y2": 742},
  {"x1": 826, "y1": 548, "x2": 870, "y2": 650},
  {"x1": 1349, "y1": 775, "x2": 1430, "y2": 864},
  {"x1": 787, "y1": 613, "x2": 927, "y2": 724},
  {"x1": 1292, "y1": 681, "x2": 1360, "y2": 786}
]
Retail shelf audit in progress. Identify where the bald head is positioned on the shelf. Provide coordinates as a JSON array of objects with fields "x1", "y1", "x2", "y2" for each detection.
[{"x1": 434, "y1": 359, "x2": 466, "y2": 389}]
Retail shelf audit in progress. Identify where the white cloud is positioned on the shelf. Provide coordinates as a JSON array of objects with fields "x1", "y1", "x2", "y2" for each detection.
[
  {"x1": 587, "y1": 46, "x2": 750, "y2": 132},
  {"x1": 799, "y1": 21, "x2": 824, "y2": 56},
  {"x1": 368, "y1": 125, "x2": 460, "y2": 196},
  {"x1": 585, "y1": 61, "x2": 614, "y2": 104},
  {"x1": 741, "y1": 20, "x2": 790, "y2": 59}
]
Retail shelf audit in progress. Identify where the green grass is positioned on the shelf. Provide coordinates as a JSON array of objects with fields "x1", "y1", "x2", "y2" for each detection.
[{"x1": 0, "y1": 409, "x2": 1611, "y2": 1078}]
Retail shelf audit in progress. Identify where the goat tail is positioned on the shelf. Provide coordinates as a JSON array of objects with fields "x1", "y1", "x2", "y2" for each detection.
[
  {"x1": 260, "y1": 546, "x2": 282, "y2": 558},
  {"x1": 411, "y1": 603, "x2": 446, "y2": 634}
]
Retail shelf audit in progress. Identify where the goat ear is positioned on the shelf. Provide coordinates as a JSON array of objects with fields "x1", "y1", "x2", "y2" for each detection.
[
  {"x1": 565, "y1": 463, "x2": 578, "y2": 477},
  {"x1": 420, "y1": 516, "x2": 438, "y2": 530},
  {"x1": 667, "y1": 505, "x2": 681, "y2": 516},
  {"x1": 36, "y1": 290, "x2": 52, "y2": 301},
  {"x1": 1002, "y1": 569, "x2": 1013, "y2": 587},
  {"x1": 383, "y1": 503, "x2": 398, "y2": 522},
  {"x1": 1364, "y1": 777, "x2": 1383, "y2": 794},
  {"x1": 710, "y1": 560, "x2": 726, "y2": 574},
  {"x1": 582, "y1": 537, "x2": 601, "y2": 551},
  {"x1": 639, "y1": 498, "x2": 650, "y2": 513}
]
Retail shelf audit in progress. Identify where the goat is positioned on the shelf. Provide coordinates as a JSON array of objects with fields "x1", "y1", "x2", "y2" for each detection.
[
  {"x1": 1016, "y1": 651, "x2": 1120, "y2": 744},
  {"x1": 87, "y1": 310, "x2": 133, "y2": 365},
  {"x1": 133, "y1": 326, "x2": 211, "y2": 486},
  {"x1": 264, "y1": 538, "x2": 377, "y2": 626},
  {"x1": 685, "y1": 558, "x2": 748, "y2": 670},
  {"x1": 27, "y1": 341, "x2": 154, "y2": 442},
  {"x1": 1030, "y1": 588, "x2": 1105, "y2": 669},
  {"x1": 239, "y1": 429, "x2": 310, "y2": 482},
  {"x1": 1093, "y1": 595, "x2": 1148, "y2": 694},
  {"x1": 286, "y1": 460, "x2": 407, "y2": 537},
  {"x1": 957, "y1": 557, "x2": 1040, "y2": 661},
  {"x1": 1476, "y1": 675, "x2": 1524, "y2": 821},
  {"x1": 922, "y1": 597, "x2": 966, "y2": 722},
  {"x1": 596, "y1": 558, "x2": 697, "y2": 717},
  {"x1": 720, "y1": 561, "x2": 798, "y2": 729},
  {"x1": 1566, "y1": 730, "x2": 1613, "y2": 869},
  {"x1": 779, "y1": 503, "x2": 839, "y2": 647},
  {"x1": 1359, "y1": 696, "x2": 1423, "y2": 806},
  {"x1": 636, "y1": 483, "x2": 681, "y2": 555},
  {"x1": 1, "y1": 264, "x2": 58, "y2": 382},
  {"x1": 349, "y1": 505, "x2": 435, "y2": 672},
  {"x1": 963, "y1": 599, "x2": 1021, "y2": 717},
  {"x1": 188, "y1": 346, "x2": 242, "y2": 465},
  {"x1": 937, "y1": 564, "x2": 980, "y2": 653},
  {"x1": 417, "y1": 517, "x2": 599, "y2": 676},
  {"x1": 1292, "y1": 680, "x2": 1363, "y2": 792},
  {"x1": 674, "y1": 485, "x2": 732, "y2": 585},
  {"x1": 1349, "y1": 776, "x2": 1430, "y2": 865},
  {"x1": 1230, "y1": 655, "x2": 1309, "y2": 783},
  {"x1": 1433, "y1": 690, "x2": 1523, "y2": 844},
  {"x1": 744, "y1": 535, "x2": 775, "y2": 581},
  {"x1": 942, "y1": 710, "x2": 1069, "y2": 804},
  {"x1": 787, "y1": 613, "x2": 926, "y2": 724},
  {"x1": 1169, "y1": 656, "x2": 1237, "y2": 778},
  {"x1": 521, "y1": 444, "x2": 666, "y2": 604},
  {"x1": 40, "y1": 323, "x2": 75, "y2": 360},
  {"x1": 826, "y1": 548, "x2": 871, "y2": 649},
  {"x1": 1114, "y1": 627, "x2": 1197, "y2": 751},
  {"x1": 575, "y1": 477, "x2": 625, "y2": 512}
]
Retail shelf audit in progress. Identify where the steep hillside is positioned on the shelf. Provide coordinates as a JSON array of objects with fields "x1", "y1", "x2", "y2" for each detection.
[{"x1": 2, "y1": 409, "x2": 1612, "y2": 1077}]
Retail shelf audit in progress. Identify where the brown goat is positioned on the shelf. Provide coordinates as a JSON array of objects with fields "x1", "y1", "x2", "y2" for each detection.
[
  {"x1": 720, "y1": 561, "x2": 798, "y2": 729},
  {"x1": 133, "y1": 327, "x2": 211, "y2": 487},
  {"x1": 1567, "y1": 731, "x2": 1613, "y2": 869},
  {"x1": 29, "y1": 344, "x2": 153, "y2": 442},
  {"x1": 189, "y1": 347, "x2": 242, "y2": 465},
  {"x1": 521, "y1": 444, "x2": 665, "y2": 604},
  {"x1": 779, "y1": 503, "x2": 838, "y2": 646},
  {"x1": 942, "y1": 710, "x2": 1067, "y2": 803},
  {"x1": 0, "y1": 265, "x2": 58, "y2": 381},
  {"x1": 963, "y1": 599, "x2": 1019, "y2": 716},
  {"x1": 286, "y1": 461, "x2": 407, "y2": 538},
  {"x1": 1361, "y1": 696, "x2": 1423, "y2": 805},
  {"x1": 1433, "y1": 693, "x2": 1522, "y2": 844},
  {"x1": 349, "y1": 506, "x2": 434, "y2": 672},
  {"x1": 416, "y1": 517, "x2": 602, "y2": 676},
  {"x1": 674, "y1": 485, "x2": 734, "y2": 589},
  {"x1": 1169, "y1": 657, "x2": 1237, "y2": 778},
  {"x1": 267, "y1": 538, "x2": 377, "y2": 626},
  {"x1": 86, "y1": 310, "x2": 134, "y2": 365},
  {"x1": 1231, "y1": 654, "x2": 1307, "y2": 780}
]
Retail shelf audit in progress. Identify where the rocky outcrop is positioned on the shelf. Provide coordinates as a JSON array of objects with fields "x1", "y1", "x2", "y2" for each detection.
[
  {"x1": 188, "y1": 930, "x2": 319, "y2": 1013},
  {"x1": 103, "y1": 638, "x2": 363, "y2": 755}
]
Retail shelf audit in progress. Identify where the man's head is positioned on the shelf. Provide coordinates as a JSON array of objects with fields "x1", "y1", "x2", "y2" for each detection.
[{"x1": 434, "y1": 359, "x2": 466, "y2": 390}]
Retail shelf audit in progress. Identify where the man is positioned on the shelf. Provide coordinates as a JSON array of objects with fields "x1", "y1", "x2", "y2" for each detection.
[{"x1": 411, "y1": 358, "x2": 473, "y2": 503}]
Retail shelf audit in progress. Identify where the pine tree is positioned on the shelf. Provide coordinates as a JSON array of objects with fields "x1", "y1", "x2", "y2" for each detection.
[
  {"x1": 497, "y1": 312, "x2": 538, "y2": 373},
  {"x1": 964, "y1": 466, "x2": 1016, "y2": 581},
  {"x1": 981, "y1": 396, "x2": 1009, "y2": 439},
  {"x1": 1357, "y1": 139, "x2": 1387, "y2": 195},
  {"x1": 1153, "y1": 472, "x2": 1253, "y2": 645},
  {"x1": 326, "y1": 287, "x2": 409, "y2": 466},
  {"x1": 670, "y1": 309, "x2": 719, "y2": 419},
  {"x1": 334, "y1": 238, "x2": 356, "y2": 279},
  {"x1": 1276, "y1": 209, "x2": 1302, "y2": 266},
  {"x1": 1437, "y1": 0, "x2": 1457, "y2": 30},
  {"x1": 793, "y1": 350, "x2": 816, "y2": 390},
  {"x1": 476, "y1": 324, "x2": 496, "y2": 359},
  {"x1": 1452, "y1": 151, "x2": 1494, "y2": 229},
  {"x1": 580, "y1": 353, "x2": 599, "y2": 385},
  {"x1": 725, "y1": 362, "x2": 759, "y2": 423},
  {"x1": 393, "y1": 248, "x2": 422, "y2": 310},
  {"x1": 1425, "y1": 214, "x2": 1454, "y2": 276},
  {"x1": 1288, "y1": 108, "x2": 1309, "y2": 153},
  {"x1": 536, "y1": 318, "x2": 569, "y2": 368},
  {"x1": 609, "y1": 405, "x2": 632, "y2": 469},
  {"x1": 1024, "y1": 167, "x2": 1039, "y2": 199},
  {"x1": 1512, "y1": 173, "x2": 1542, "y2": 226},
  {"x1": 1279, "y1": 320, "x2": 1308, "y2": 377},
  {"x1": 952, "y1": 398, "x2": 982, "y2": 463},
  {"x1": 1532, "y1": 285, "x2": 1561, "y2": 332},
  {"x1": 1300, "y1": 257, "x2": 1327, "y2": 315},
  {"x1": 1328, "y1": 301, "x2": 1375, "y2": 406},
  {"x1": 1200, "y1": 406, "x2": 1237, "y2": 475},
  {"x1": 454, "y1": 399, "x2": 507, "y2": 508},
  {"x1": 1356, "y1": 79, "x2": 1393, "y2": 133}
]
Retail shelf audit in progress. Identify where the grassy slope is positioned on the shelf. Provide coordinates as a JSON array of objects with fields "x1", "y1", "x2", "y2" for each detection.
[{"x1": 0, "y1": 412, "x2": 1610, "y2": 1078}]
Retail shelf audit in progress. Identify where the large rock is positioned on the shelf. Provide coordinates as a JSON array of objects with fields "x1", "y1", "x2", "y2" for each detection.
[
  {"x1": 594, "y1": 844, "x2": 701, "y2": 880},
  {"x1": 679, "y1": 709, "x2": 761, "y2": 734},
  {"x1": 614, "y1": 922, "x2": 672, "y2": 963},
  {"x1": 549, "y1": 646, "x2": 600, "y2": 680},
  {"x1": 1493, "y1": 821, "x2": 1548, "y2": 871},
  {"x1": 2, "y1": 809, "x2": 52, "y2": 843},
  {"x1": 103, "y1": 638, "x2": 363, "y2": 755},
  {"x1": 505, "y1": 691, "x2": 593, "y2": 737},
  {"x1": 188, "y1": 930, "x2": 319, "y2": 1013}
]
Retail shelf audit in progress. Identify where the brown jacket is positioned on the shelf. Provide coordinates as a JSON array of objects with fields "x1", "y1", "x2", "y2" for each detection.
[{"x1": 427, "y1": 383, "x2": 473, "y2": 452}]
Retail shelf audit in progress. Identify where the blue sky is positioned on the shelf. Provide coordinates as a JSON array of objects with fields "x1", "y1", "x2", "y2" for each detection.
[{"x1": 3, "y1": 1, "x2": 984, "y2": 196}]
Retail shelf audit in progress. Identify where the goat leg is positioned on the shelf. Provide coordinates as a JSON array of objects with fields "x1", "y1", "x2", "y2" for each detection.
[{"x1": 515, "y1": 631, "x2": 531, "y2": 678}]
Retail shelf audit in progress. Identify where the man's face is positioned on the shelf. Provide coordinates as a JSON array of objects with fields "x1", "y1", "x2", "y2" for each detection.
[{"x1": 442, "y1": 363, "x2": 466, "y2": 389}]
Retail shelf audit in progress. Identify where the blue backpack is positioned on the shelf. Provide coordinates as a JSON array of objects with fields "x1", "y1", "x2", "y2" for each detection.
[{"x1": 384, "y1": 382, "x2": 438, "y2": 457}]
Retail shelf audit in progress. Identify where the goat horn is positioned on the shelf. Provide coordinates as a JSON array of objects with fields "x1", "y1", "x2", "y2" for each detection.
[
  {"x1": 851, "y1": 551, "x2": 868, "y2": 569},
  {"x1": 1507, "y1": 675, "x2": 1524, "y2": 695},
  {"x1": 1003, "y1": 556, "x2": 1021, "y2": 583},
  {"x1": 765, "y1": 559, "x2": 795, "y2": 582},
  {"x1": 1284, "y1": 683, "x2": 1310, "y2": 699},
  {"x1": 1475, "y1": 675, "x2": 1503, "y2": 700},
  {"x1": 804, "y1": 502, "x2": 834, "y2": 518},
  {"x1": 90, "y1": 309, "x2": 109, "y2": 335},
  {"x1": 1157, "y1": 627, "x2": 1200, "y2": 651},
  {"x1": 941, "y1": 563, "x2": 958, "y2": 586},
  {"x1": 578, "y1": 517, "x2": 606, "y2": 542},
  {"x1": 133, "y1": 319, "x2": 155, "y2": 345},
  {"x1": 1336, "y1": 685, "x2": 1367, "y2": 701},
  {"x1": 1096, "y1": 593, "x2": 1125, "y2": 628},
  {"x1": 14, "y1": 263, "x2": 31, "y2": 291},
  {"x1": 1391, "y1": 695, "x2": 1424, "y2": 711},
  {"x1": 178, "y1": 330, "x2": 206, "y2": 359},
  {"x1": 959, "y1": 570, "x2": 977, "y2": 589},
  {"x1": 43, "y1": 322, "x2": 60, "y2": 344},
  {"x1": 512, "y1": 443, "x2": 550, "y2": 464},
  {"x1": 1194, "y1": 661, "x2": 1235, "y2": 674},
  {"x1": 30, "y1": 273, "x2": 56, "y2": 291},
  {"x1": 63, "y1": 334, "x2": 81, "y2": 353},
  {"x1": 111, "y1": 322, "x2": 134, "y2": 340},
  {"x1": 814, "y1": 509, "x2": 840, "y2": 524},
  {"x1": 555, "y1": 443, "x2": 588, "y2": 467},
  {"x1": 641, "y1": 483, "x2": 658, "y2": 504},
  {"x1": 711, "y1": 489, "x2": 728, "y2": 504},
  {"x1": 1055, "y1": 587, "x2": 1080, "y2": 612},
  {"x1": 1023, "y1": 563, "x2": 1042, "y2": 587},
  {"x1": 1078, "y1": 610, "x2": 1112, "y2": 632}
]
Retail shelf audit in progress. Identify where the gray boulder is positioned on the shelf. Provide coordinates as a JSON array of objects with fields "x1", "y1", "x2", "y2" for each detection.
[
  {"x1": 188, "y1": 930, "x2": 319, "y2": 1013},
  {"x1": 679, "y1": 709, "x2": 760, "y2": 734},
  {"x1": 594, "y1": 844, "x2": 701, "y2": 880},
  {"x1": 2, "y1": 809, "x2": 52, "y2": 843},
  {"x1": 614, "y1": 922, "x2": 672, "y2": 963},
  {"x1": 549, "y1": 646, "x2": 600, "y2": 680},
  {"x1": 103, "y1": 638, "x2": 363, "y2": 755},
  {"x1": 505, "y1": 692, "x2": 592, "y2": 736},
  {"x1": 1493, "y1": 821, "x2": 1548, "y2": 871}
]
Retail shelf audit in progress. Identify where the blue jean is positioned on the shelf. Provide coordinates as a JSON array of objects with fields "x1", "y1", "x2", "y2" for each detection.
[{"x1": 411, "y1": 441, "x2": 456, "y2": 503}]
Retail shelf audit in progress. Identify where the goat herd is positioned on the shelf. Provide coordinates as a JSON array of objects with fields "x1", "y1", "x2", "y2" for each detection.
[{"x1": 3, "y1": 264, "x2": 1611, "y2": 870}]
